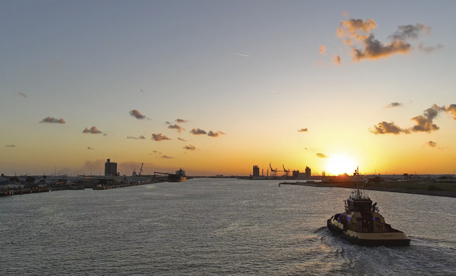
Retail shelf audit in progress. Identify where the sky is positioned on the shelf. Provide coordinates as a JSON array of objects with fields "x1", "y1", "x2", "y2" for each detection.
[{"x1": 1, "y1": 0, "x2": 456, "y2": 177}]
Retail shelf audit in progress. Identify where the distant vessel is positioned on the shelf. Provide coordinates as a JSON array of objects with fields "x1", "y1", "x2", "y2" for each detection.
[
  {"x1": 327, "y1": 167, "x2": 410, "y2": 246},
  {"x1": 168, "y1": 169, "x2": 186, "y2": 182}
]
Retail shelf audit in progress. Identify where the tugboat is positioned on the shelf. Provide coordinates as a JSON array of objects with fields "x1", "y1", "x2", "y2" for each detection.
[
  {"x1": 167, "y1": 168, "x2": 187, "y2": 182},
  {"x1": 327, "y1": 167, "x2": 410, "y2": 246}
]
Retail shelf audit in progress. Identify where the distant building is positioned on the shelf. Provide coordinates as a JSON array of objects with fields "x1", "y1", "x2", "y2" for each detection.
[
  {"x1": 253, "y1": 165, "x2": 260, "y2": 177},
  {"x1": 105, "y1": 159, "x2": 117, "y2": 176},
  {"x1": 305, "y1": 166, "x2": 311, "y2": 177}
]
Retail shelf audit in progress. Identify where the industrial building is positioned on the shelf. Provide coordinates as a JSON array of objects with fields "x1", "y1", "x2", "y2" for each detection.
[{"x1": 105, "y1": 159, "x2": 118, "y2": 176}]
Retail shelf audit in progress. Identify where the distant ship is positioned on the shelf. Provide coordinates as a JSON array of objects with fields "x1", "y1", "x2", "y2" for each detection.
[
  {"x1": 167, "y1": 169, "x2": 186, "y2": 182},
  {"x1": 327, "y1": 167, "x2": 410, "y2": 246}
]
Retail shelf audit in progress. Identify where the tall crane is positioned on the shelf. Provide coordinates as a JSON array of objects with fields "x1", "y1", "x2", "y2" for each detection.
[
  {"x1": 269, "y1": 162, "x2": 277, "y2": 177},
  {"x1": 138, "y1": 163, "x2": 144, "y2": 176},
  {"x1": 282, "y1": 164, "x2": 290, "y2": 177}
]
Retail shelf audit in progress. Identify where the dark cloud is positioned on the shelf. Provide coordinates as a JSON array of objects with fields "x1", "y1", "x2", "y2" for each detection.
[
  {"x1": 178, "y1": 137, "x2": 187, "y2": 142},
  {"x1": 82, "y1": 126, "x2": 102, "y2": 134},
  {"x1": 370, "y1": 121, "x2": 409, "y2": 135},
  {"x1": 190, "y1": 128, "x2": 207, "y2": 135},
  {"x1": 183, "y1": 145, "x2": 196, "y2": 151},
  {"x1": 372, "y1": 104, "x2": 449, "y2": 135},
  {"x1": 176, "y1": 119, "x2": 188, "y2": 123},
  {"x1": 87, "y1": 147, "x2": 94, "y2": 150},
  {"x1": 298, "y1": 128, "x2": 308, "y2": 132},
  {"x1": 418, "y1": 43, "x2": 444, "y2": 53},
  {"x1": 40, "y1": 117, "x2": 66, "y2": 124},
  {"x1": 337, "y1": 19, "x2": 439, "y2": 62},
  {"x1": 385, "y1": 102, "x2": 402, "y2": 108},
  {"x1": 168, "y1": 124, "x2": 185, "y2": 133},
  {"x1": 410, "y1": 104, "x2": 445, "y2": 133},
  {"x1": 353, "y1": 34, "x2": 412, "y2": 61},
  {"x1": 151, "y1": 150, "x2": 162, "y2": 155},
  {"x1": 18, "y1": 92, "x2": 27, "y2": 98},
  {"x1": 151, "y1": 133, "x2": 171, "y2": 141},
  {"x1": 127, "y1": 135, "x2": 146, "y2": 139},
  {"x1": 316, "y1": 153, "x2": 328, "y2": 158},
  {"x1": 129, "y1": 110, "x2": 147, "y2": 120},
  {"x1": 208, "y1": 130, "x2": 225, "y2": 137},
  {"x1": 446, "y1": 104, "x2": 456, "y2": 120},
  {"x1": 161, "y1": 155, "x2": 174, "y2": 159},
  {"x1": 425, "y1": 141, "x2": 437, "y2": 148},
  {"x1": 165, "y1": 121, "x2": 172, "y2": 125},
  {"x1": 5, "y1": 145, "x2": 16, "y2": 147}
]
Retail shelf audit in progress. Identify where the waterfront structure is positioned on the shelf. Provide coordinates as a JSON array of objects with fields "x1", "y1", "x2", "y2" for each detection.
[
  {"x1": 104, "y1": 159, "x2": 117, "y2": 176},
  {"x1": 253, "y1": 165, "x2": 260, "y2": 177},
  {"x1": 305, "y1": 166, "x2": 311, "y2": 177}
]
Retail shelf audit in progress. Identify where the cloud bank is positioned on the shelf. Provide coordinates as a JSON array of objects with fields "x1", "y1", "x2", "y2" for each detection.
[
  {"x1": 337, "y1": 18, "x2": 441, "y2": 62},
  {"x1": 371, "y1": 104, "x2": 455, "y2": 134}
]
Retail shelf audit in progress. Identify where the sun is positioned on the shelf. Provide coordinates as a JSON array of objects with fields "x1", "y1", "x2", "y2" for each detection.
[{"x1": 326, "y1": 155, "x2": 357, "y2": 176}]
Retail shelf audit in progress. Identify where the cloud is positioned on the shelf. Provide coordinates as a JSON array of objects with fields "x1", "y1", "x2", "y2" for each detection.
[
  {"x1": 176, "y1": 119, "x2": 188, "y2": 123},
  {"x1": 418, "y1": 43, "x2": 444, "y2": 53},
  {"x1": 298, "y1": 128, "x2": 308, "y2": 132},
  {"x1": 207, "y1": 130, "x2": 225, "y2": 137},
  {"x1": 332, "y1": 55, "x2": 341, "y2": 65},
  {"x1": 151, "y1": 133, "x2": 171, "y2": 141},
  {"x1": 5, "y1": 145, "x2": 16, "y2": 147},
  {"x1": 18, "y1": 92, "x2": 27, "y2": 98},
  {"x1": 384, "y1": 102, "x2": 402, "y2": 108},
  {"x1": 168, "y1": 124, "x2": 185, "y2": 133},
  {"x1": 319, "y1": 45, "x2": 326, "y2": 55},
  {"x1": 232, "y1": 52, "x2": 250, "y2": 57},
  {"x1": 425, "y1": 141, "x2": 437, "y2": 148},
  {"x1": 371, "y1": 104, "x2": 450, "y2": 134},
  {"x1": 127, "y1": 135, "x2": 146, "y2": 139},
  {"x1": 129, "y1": 110, "x2": 147, "y2": 120},
  {"x1": 183, "y1": 145, "x2": 196, "y2": 151},
  {"x1": 337, "y1": 18, "x2": 377, "y2": 41},
  {"x1": 177, "y1": 137, "x2": 187, "y2": 142},
  {"x1": 40, "y1": 117, "x2": 66, "y2": 124},
  {"x1": 410, "y1": 104, "x2": 445, "y2": 133},
  {"x1": 389, "y1": 23, "x2": 430, "y2": 40},
  {"x1": 341, "y1": 11, "x2": 349, "y2": 17},
  {"x1": 161, "y1": 155, "x2": 174, "y2": 159},
  {"x1": 82, "y1": 126, "x2": 102, "y2": 134},
  {"x1": 190, "y1": 128, "x2": 207, "y2": 135},
  {"x1": 316, "y1": 153, "x2": 328, "y2": 158},
  {"x1": 87, "y1": 147, "x2": 94, "y2": 150},
  {"x1": 337, "y1": 19, "x2": 438, "y2": 62},
  {"x1": 446, "y1": 104, "x2": 456, "y2": 120},
  {"x1": 370, "y1": 121, "x2": 409, "y2": 135},
  {"x1": 151, "y1": 150, "x2": 162, "y2": 155}
]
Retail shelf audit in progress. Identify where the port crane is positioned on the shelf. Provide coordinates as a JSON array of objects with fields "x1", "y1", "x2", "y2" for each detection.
[
  {"x1": 269, "y1": 162, "x2": 277, "y2": 177},
  {"x1": 138, "y1": 163, "x2": 144, "y2": 176},
  {"x1": 282, "y1": 164, "x2": 290, "y2": 177}
]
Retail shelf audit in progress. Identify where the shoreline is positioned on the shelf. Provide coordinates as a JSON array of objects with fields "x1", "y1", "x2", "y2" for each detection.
[{"x1": 279, "y1": 181, "x2": 456, "y2": 198}]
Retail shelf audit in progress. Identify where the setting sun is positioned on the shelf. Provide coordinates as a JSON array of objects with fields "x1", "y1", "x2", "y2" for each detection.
[{"x1": 327, "y1": 155, "x2": 357, "y2": 176}]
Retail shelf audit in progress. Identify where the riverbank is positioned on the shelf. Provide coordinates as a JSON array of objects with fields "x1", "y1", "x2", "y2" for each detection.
[{"x1": 279, "y1": 180, "x2": 456, "y2": 198}]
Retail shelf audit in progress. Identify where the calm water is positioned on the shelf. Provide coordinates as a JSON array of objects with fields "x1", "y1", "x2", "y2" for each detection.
[{"x1": 1, "y1": 178, "x2": 455, "y2": 275}]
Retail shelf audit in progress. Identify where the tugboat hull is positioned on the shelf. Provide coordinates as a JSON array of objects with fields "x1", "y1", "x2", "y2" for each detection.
[{"x1": 327, "y1": 216, "x2": 410, "y2": 246}]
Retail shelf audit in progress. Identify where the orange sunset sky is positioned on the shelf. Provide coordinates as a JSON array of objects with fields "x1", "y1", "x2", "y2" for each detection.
[{"x1": 1, "y1": 1, "x2": 455, "y2": 176}]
